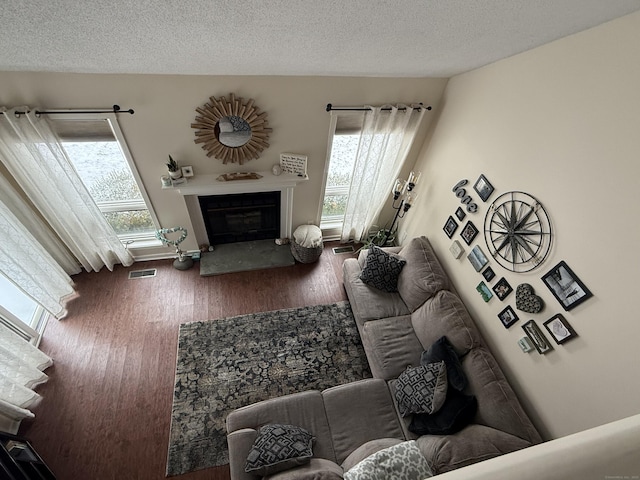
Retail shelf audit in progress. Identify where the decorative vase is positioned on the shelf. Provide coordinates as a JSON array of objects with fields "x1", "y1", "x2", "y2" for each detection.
[{"x1": 169, "y1": 170, "x2": 182, "y2": 180}]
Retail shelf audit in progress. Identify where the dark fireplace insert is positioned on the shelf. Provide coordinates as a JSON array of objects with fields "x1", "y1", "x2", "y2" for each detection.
[{"x1": 198, "y1": 191, "x2": 281, "y2": 245}]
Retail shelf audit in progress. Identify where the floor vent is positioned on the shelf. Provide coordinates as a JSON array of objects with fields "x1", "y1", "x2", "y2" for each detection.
[
  {"x1": 128, "y1": 268, "x2": 157, "y2": 279},
  {"x1": 332, "y1": 246, "x2": 355, "y2": 255}
]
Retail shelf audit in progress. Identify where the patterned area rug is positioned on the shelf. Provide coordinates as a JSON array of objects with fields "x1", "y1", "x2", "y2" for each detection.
[{"x1": 166, "y1": 302, "x2": 371, "y2": 476}]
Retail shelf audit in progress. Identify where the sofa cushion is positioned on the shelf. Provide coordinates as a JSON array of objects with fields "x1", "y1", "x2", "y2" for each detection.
[
  {"x1": 343, "y1": 258, "x2": 410, "y2": 324},
  {"x1": 397, "y1": 237, "x2": 450, "y2": 312},
  {"x1": 361, "y1": 315, "x2": 423, "y2": 380},
  {"x1": 421, "y1": 336, "x2": 468, "y2": 391},
  {"x1": 461, "y1": 347, "x2": 542, "y2": 444},
  {"x1": 245, "y1": 424, "x2": 314, "y2": 475},
  {"x1": 409, "y1": 389, "x2": 477, "y2": 436},
  {"x1": 360, "y1": 245, "x2": 406, "y2": 292},
  {"x1": 322, "y1": 379, "x2": 405, "y2": 465},
  {"x1": 341, "y1": 438, "x2": 404, "y2": 472},
  {"x1": 344, "y1": 440, "x2": 433, "y2": 480},
  {"x1": 412, "y1": 290, "x2": 482, "y2": 355},
  {"x1": 416, "y1": 424, "x2": 532, "y2": 474},
  {"x1": 265, "y1": 458, "x2": 343, "y2": 480},
  {"x1": 395, "y1": 362, "x2": 448, "y2": 416}
]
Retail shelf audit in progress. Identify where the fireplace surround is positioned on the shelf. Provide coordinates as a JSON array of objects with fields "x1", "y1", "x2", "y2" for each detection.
[{"x1": 174, "y1": 172, "x2": 308, "y2": 247}]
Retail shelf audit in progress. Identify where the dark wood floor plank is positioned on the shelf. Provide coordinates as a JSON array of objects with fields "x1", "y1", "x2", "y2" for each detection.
[{"x1": 18, "y1": 242, "x2": 357, "y2": 480}]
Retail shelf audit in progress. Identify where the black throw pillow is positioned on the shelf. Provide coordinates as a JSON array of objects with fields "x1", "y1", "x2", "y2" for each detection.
[
  {"x1": 421, "y1": 336, "x2": 468, "y2": 392},
  {"x1": 408, "y1": 388, "x2": 478, "y2": 436}
]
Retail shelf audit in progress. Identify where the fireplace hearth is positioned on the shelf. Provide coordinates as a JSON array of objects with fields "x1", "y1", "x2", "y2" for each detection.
[{"x1": 198, "y1": 191, "x2": 281, "y2": 245}]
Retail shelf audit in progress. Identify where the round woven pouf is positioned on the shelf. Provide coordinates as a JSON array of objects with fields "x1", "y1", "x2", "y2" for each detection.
[{"x1": 290, "y1": 225, "x2": 323, "y2": 263}]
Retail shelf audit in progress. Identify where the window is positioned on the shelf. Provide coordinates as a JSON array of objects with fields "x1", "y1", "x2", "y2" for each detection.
[
  {"x1": 0, "y1": 272, "x2": 47, "y2": 345},
  {"x1": 49, "y1": 114, "x2": 159, "y2": 244},
  {"x1": 319, "y1": 112, "x2": 364, "y2": 238}
]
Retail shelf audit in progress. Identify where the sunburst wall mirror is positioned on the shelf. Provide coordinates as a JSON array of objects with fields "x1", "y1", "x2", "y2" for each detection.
[{"x1": 191, "y1": 93, "x2": 272, "y2": 164}]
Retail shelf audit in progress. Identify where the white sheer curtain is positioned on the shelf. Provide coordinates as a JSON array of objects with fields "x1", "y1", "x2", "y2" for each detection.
[
  {"x1": 0, "y1": 194, "x2": 75, "y2": 318},
  {"x1": 341, "y1": 105, "x2": 426, "y2": 243},
  {"x1": 0, "y1": 324, "x2": 53, "y2": 433},
  {"x1": 0, "y1": 106, "x2": 133, "y2": 272}
]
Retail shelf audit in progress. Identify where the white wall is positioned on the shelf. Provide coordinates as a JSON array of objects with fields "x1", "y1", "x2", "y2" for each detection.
[
  {"x1": 402, "y1": 11, "x2": 640, "y2": 439},
  {"x1": 0, "y1": 73, "x2": 447, "y2": 256}
]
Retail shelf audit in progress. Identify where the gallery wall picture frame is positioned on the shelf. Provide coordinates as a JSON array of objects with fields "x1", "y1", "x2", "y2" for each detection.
[
  {"x1": 543, "y1": 314, "x2": 578, "y2": 345},
  {"x1": 492, "y1": 277, "x2": 513, "y2": 301},
  {"x1": 482, "y1": 266, "x2": 495, "y2": 282},
  {"x1": 444, "y1": 216, "x2": 458, "y2": 238},
  {"x1": 522, "y1": 320, "x2": 553, "y2": 354},
  {"x1": 468, "y1": 245, "x2": 488, "y2": 272},
  {"x1": 460, "y1": 220, "x2": 479, "y2": 246},
  {"x1": 476, "y1": 281, "x2": 493, "y2": 302},
  {"x1": 450, "y1": 240, "x2": 464, "y2": 259},
  {"x1": 181, "y1": 166, "x2": 194, "y2": 177},
  {"x1": 474, "y1": 174, "x2": 494, "y2": 202},
  {"x1": 455, "y1": 207, "x2": 466, "y2": 221},
  {"x1": 498, "y1": 305, "x2": 519, "y2": 329},
  {"x1": 541, "y1": 261, "x2": 593, "y2": 311}
]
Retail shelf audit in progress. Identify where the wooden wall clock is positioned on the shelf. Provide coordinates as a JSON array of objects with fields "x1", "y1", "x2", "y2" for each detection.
[
  {"x1": 191, "y1": 93, "x2": 272, "y2": 164},
  {"x1": 483, "y1": 191, "x2": 553, "y2": 273}
]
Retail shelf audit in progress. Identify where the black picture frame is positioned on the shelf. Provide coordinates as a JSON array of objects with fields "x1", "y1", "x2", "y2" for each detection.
[
  {"x1": 443, "y1": 216, "x2": 458, "y2": 238},
  {"x1": 460, "y1": 220, "x2": 479, "y2": 246},
  {"x1": 543, "y1": 314, "x2": 578, "y2": 345},
  {"x1": 476, "y1": 281, "x2": 493, "y2": 302},
  {"x1": 522, "y1": 320, "x2": 553, "y2": 354},
  {"x1": 474, "y1": 174, "x2": 494, "y2": 202},
  {"x1": 498, "y1": 305, "x2": 519, "y2": 329},
  {"x1": 455, "y1": 207, "x2": 466, "y2": 221},
  {"x1": 541, "y1": 261, "x2": 593, "y2": 311},
  {"x1": 482, "y1": 266, "x2": 495, "y2": 282},
  {"x1": 492, "y1": 277, "x2": 513, "y2": 301}
]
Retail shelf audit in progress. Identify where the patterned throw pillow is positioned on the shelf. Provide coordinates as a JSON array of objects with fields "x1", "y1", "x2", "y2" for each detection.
[
  {"x1": 245, "y1": 424, "x2": 314, "y2": 475},
  {"x1": 395, "y1": 362, "x2": 448, "y2": 417},
  {"x1": 344, "y1": 440, "x2": 433, "y2": 480},
  {"x1": 359, "y1": 245, "x2": 407, "y2": 292}
]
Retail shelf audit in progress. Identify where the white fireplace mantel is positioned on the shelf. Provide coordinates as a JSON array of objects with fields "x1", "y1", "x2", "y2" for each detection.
[{"x1": 174, "y1": 171, "x2": 308, "y2": 245}]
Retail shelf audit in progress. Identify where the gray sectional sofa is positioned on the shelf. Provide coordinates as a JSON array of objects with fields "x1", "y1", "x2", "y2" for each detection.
[{"x1": 226, "y1": 236, "x2": 541, "y2": 479}]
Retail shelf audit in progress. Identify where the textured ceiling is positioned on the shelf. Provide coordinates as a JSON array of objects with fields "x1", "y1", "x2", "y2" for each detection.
[{"x1": 1, "y1": 1, "x2": 639, "y2": 78}]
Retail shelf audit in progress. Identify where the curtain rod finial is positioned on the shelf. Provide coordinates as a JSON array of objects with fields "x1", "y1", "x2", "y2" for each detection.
[{"x1": 326, "y1": 103, "x2": 332, "y2": 112}]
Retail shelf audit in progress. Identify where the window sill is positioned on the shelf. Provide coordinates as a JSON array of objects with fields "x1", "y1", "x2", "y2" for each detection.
[{"x1": 123, "y1": 238, "x2": 163, "y2": 249}]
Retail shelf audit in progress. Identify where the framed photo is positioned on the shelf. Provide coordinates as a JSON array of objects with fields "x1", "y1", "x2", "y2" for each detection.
[
  {"x1": 498, "y1": 305, "x2": 519, "y2": 329},
  {"x1": 476, "y1": 281, "x2": 493, "y2": 302},
  {"x1": 181, "y1": 166, "x2": 194, "y2": 177},
  {"x1": 455, "y1": 207, "x2": 466, "y2": 221},
  {"x1": 467, "y1": 245, "x2": 488, "y2": 272},
  {"x1": 460, "y1": 220, "x2": 479, "y2": 246},
  {"x1": 474, "y1": 174, "x2": 494, "y2": 202},
  {"x1": 541, "y1": 261, "x2": 593, "y2": 311},
  {"x1": 543, "y1": 314, "x2": 578, "y2": 345},
  {"x1": 522, "y1": 320, "x2": 553, "y2": 354},
  {"x1": 492, "y1": 277, "x2": 513, "y2": 301},
  {"x1": 443, "y1": 216, "x2": 458, "y2": 238},
  {"x1": 482, "y1": 266, "x2": 495, "y2": 282},
  {"x1": 450, "y1": 240, "x2": 464, "y2": 259}
]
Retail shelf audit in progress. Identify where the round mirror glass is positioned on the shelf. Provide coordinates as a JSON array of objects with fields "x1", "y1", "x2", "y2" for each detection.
[{"x1": 216, "y1": 115, "x2": 252, "y2": 147}]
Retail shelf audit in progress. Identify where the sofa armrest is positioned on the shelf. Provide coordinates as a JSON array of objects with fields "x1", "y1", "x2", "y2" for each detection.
[{"x1": 228, "y1": 428, "x2": 260, "y2": 480}]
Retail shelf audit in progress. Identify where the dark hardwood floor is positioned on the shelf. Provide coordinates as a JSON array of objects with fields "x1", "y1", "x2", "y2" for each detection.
[{"x1": 19, "y1": 242, "x2": 358, "y2": 480}]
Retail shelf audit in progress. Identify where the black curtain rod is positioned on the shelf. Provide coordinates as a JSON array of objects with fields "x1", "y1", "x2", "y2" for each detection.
[
  {"x1": 326, "y1": 103, "x2": 431, "y2": 112},
  {"x1": 0, "y1": 105, "x2": 134, "y2": 116}
]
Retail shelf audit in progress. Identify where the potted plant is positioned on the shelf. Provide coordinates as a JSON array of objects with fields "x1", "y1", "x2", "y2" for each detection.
[{"x1": 166, "y1": 155, "x2": 182, "y2": 179}]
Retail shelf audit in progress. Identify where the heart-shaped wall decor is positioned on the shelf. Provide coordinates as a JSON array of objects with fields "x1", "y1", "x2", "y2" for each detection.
[{"x1": 516, "y1": 284, "x2": 544, "y2": 314}]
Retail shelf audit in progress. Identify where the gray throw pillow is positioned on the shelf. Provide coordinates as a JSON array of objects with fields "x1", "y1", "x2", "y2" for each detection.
[
  {"x1": 344, "y1": 440, "x2": 433, "y2": 480},
  {"x1": 359, "y1": 245, "x2": 407, "y2": 292},
  {"x1": 395, "y1": 362, "x2": 448, "y2": 417},
  {"x1": 245, "y1": 424, "x2": 314, "y2": 476}
]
